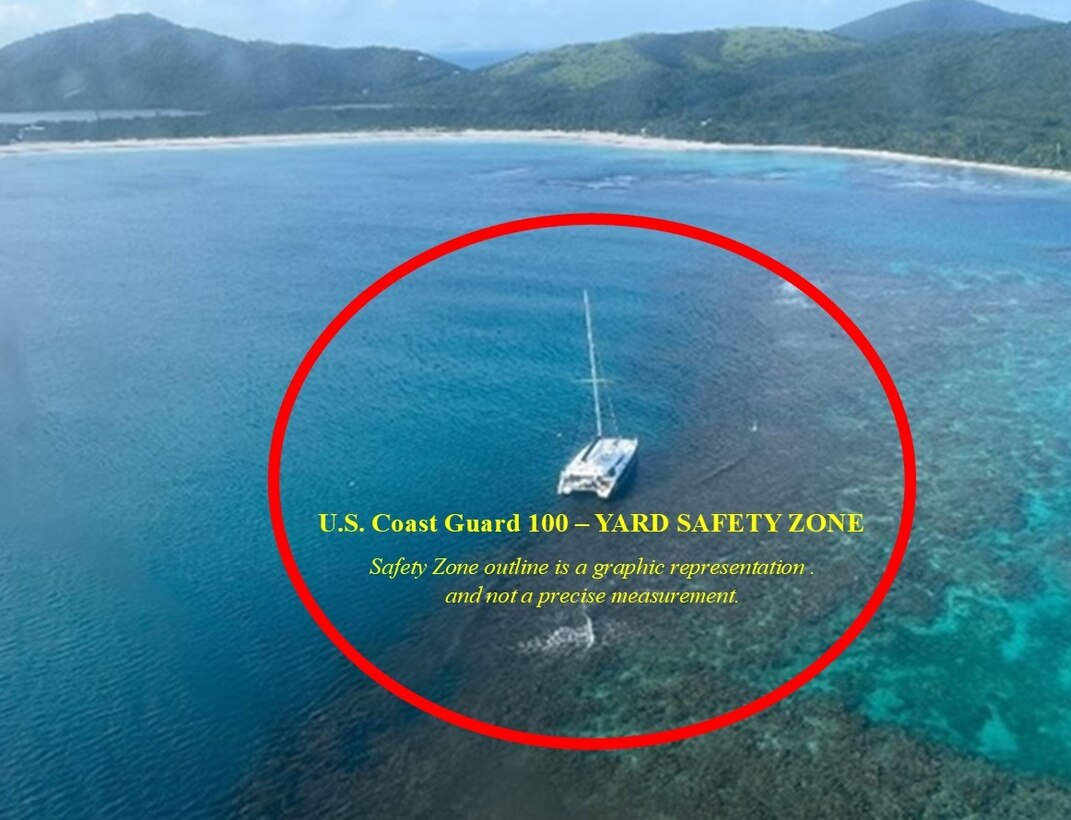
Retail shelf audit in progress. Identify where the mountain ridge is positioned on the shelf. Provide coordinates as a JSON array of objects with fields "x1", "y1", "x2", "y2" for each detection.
[
  {"x1": 833, "y1": 0, "x2": 1053, "y2": 41},
  {"x1": 0, "y1": 12, "x2": 460, "y2": 111},
  {"x1": 0, "y1": 5, "x2": 1068, "y2": 171}
]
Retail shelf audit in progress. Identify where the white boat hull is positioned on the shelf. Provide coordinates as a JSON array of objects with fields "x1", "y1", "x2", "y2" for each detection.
[{"x1": 557, "y1": 436, "x2": 638, "y2": 500}]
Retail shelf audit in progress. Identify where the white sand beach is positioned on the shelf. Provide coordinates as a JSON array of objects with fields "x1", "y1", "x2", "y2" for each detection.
[{"x1": 3, "y1": 128, "x2": 1070, "y2": 183}]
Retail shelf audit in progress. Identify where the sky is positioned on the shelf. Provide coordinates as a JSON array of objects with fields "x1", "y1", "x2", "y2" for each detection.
[{"x1": 0, "y1": 0, "x2": 1067, "y2": 51}]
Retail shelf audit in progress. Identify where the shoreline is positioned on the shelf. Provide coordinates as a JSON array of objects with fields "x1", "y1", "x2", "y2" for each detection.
[{"x1": 3, "y1": 127, "x2": 1070, "y2": 182}]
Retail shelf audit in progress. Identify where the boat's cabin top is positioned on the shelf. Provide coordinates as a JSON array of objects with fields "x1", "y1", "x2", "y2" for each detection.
[{"x1": 565, "y1": 436, "x2": 638, "y2": 478}]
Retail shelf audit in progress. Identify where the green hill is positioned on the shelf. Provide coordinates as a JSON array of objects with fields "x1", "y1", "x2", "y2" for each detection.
[
  {"x1": 421, "y1": 28, "x2": 859, "y2": 127},
  {"x1": 488, "y1": 28, "x2": 855, "y2": 86},
  {"x1": 707, "y1": 25, "x2": 1071, "y2": 166},
  {"x1": 0, "y1": 13, "x2": 460, "y2": 111},
  {"x1": 430, "y1": 21, "x2": 1069, "y2": 168}
]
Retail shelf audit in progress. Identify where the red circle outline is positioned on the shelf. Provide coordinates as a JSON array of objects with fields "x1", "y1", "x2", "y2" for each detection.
[{"x1": 267, "y1": 213, "x2": 916, "y2": 751}]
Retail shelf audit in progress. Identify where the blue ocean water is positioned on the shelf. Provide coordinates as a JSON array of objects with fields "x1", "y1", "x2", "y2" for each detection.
[{"x1": 1, "y1": 140, "x2": 1069, "y2": 816}]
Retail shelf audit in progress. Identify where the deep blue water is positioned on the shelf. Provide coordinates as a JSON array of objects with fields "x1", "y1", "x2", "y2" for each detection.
[{"x1": 1, "y1": 140, "x2": 1070, "y2": 816}]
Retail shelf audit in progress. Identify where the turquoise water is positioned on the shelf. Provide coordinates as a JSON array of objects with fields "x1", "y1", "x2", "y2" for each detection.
[{"x1": 1, "y1": 140, "x2": 1070, "y2": 816}]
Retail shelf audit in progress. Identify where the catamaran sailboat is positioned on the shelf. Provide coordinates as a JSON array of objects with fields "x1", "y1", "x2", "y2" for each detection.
[{"x1": 557, "y1": 291, "x2": 638, "y2": 500}]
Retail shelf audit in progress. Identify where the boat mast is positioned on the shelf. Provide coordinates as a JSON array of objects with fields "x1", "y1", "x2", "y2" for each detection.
[{"x1": 583, "y1": 289, "x2": 604, "y2": 439}]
